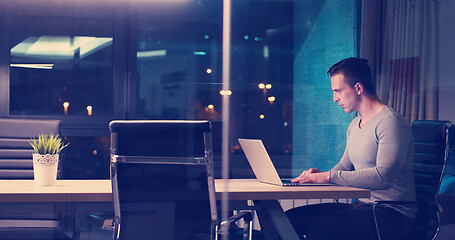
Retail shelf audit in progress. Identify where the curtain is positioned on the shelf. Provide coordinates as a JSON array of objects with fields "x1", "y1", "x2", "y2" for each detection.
[{"x1": 361, "y1": 0, "x2": 439, "y2": 123}]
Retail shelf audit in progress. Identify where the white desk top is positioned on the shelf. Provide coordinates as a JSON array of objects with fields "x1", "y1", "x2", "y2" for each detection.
[
  {"x1": 215, "y1": 179, "x2": 370, "y2": 200},
  {"x1": 0, "y1": 179, "x2": 370, "y2": 203}
]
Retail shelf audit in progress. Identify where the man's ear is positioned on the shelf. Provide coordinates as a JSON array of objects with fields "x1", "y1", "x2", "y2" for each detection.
[{"x1": 354, "y1": 83, "x2": 364, "y2": 95}]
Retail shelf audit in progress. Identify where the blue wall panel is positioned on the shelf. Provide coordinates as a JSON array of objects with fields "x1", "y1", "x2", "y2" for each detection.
[{"x1": 293, "y1": 0, "x2": 357, "y2": 175}]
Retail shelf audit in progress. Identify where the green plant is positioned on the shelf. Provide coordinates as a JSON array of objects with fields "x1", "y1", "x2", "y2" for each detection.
[{"x1": 29, "y1": 133, "x2": 69, "y2": 155}]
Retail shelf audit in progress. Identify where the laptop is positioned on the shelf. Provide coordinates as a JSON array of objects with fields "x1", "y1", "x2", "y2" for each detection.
[{"x1": 238, "y1": 138, "x2": 332, "y2": 186}]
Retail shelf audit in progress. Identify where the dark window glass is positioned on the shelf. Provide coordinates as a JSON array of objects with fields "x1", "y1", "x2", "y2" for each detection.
[
  {"x1": 61, "y1": 136, "x2": 110, "y2": 179},
  {"x1": 9, "y1": 16, "x2": 114, "y2": 116},
  {"x1": 136, "y1": 3, "x2": 222, "y2": 121}
]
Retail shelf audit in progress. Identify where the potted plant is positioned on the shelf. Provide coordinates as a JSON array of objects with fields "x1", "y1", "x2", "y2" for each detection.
[{"x1": 29, "y1": 133, "x2": 69, "y2": 186}]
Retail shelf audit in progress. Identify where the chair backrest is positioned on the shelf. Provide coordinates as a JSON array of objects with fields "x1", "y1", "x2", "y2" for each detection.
[
  {"x1": 109, "y1": 120, "x2": 217, "y2": 240},
  {"x1": 0, "y1": 118, "x2": 61, "y2": 179},
  {"x1": 411, "y1": 120, "x2": 453, "y2": 239},
  {"x1": 110, "y1": 120, "x2": 210, "y2": 158}
]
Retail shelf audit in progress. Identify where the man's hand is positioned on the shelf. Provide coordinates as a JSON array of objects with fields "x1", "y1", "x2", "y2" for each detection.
[{"x1": 291, "y1": 168, "x2": 330, "y2": 183}]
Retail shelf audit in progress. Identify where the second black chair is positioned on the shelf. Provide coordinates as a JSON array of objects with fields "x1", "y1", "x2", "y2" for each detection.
[{"x1": 108, "y1": 120, "x2": 252, "y2": 240}]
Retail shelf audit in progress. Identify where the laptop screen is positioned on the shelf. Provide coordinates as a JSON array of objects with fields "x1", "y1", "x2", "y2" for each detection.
[
  {"x1": 239, "y1": 138, "x2": 332, "y2": 186},
  {"x1": 238, "y1": 138, "x2": 284, "y2": 185}
]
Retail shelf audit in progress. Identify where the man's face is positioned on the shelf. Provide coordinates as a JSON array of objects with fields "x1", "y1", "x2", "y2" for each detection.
[{"x1": 331, "y1": 73, "x2": 360, "y2": 113}]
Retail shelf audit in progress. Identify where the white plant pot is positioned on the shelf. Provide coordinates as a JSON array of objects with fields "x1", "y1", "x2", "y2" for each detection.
[{"x1": 33, "y1": 153, "x2": 59, "y2": 187}]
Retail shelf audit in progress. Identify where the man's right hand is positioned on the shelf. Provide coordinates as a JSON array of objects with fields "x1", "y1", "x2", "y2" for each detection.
[
  {"x1": 301, "y1": 168, "x2": 322, "y2": 175},
  {"x1": 291, "y1": 168, "x2": 322, "y2": 183}
]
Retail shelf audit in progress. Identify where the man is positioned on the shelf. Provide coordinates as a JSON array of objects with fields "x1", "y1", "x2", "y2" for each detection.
[{"x1": 287, "y1": 58, "x2": 415, "y2": 240}]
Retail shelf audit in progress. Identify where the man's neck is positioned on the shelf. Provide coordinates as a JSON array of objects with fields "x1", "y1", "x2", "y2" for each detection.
[{"x1": 357, "y1": 95, "x2": 385, "y2": 127}]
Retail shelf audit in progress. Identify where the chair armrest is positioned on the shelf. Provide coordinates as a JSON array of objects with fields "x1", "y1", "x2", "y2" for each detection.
[
  {"x1": 373, "y1": 200, "x2": 416, "y2": 205},
  {"x1": 372, "y1": 200, "x2": 441, "y2": 212},
  {"x1": 218, "y1": 211, "x2": 253, "y2": 234}
]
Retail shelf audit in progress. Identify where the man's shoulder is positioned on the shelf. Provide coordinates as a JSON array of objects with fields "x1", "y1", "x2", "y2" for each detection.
[
  {"x1": 379, "y1": 106, "x2": 406, "y2": 122},
  {"x1": 377, "y1": 106, "x2": 411, "y2": 131}
]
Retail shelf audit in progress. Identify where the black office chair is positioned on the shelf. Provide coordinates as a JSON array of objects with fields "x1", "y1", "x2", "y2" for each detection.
[
  {"x1": 108, "y1": 120, "x2": 252, "y2": 240},
  {"x1": 0, "y1": 118, "x2": 63, "y2": 179},
  {"x1": 0, "y1": 118, "x2": 71, "y2": 240},
  {"x1": 373, "y1": 120, "x2": 454, "y2": 240}
]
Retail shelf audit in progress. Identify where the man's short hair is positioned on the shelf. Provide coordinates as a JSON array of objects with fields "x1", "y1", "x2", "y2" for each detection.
[{"x1": 327, "y1": 57, "x2": 376, "y2": 95}]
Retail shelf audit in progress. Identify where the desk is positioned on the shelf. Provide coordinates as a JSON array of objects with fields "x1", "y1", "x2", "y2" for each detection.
[
  {"x1": 0, "y1": 179, "x2": 370, "y2": 201},
  {"x1": 0, "y1": 179, "x2": 370, "y2": 240},
  {"x1": 215, "y1": 179, "x2": 369, "y2": 200},
  {"x1": 0, "y1": 180, "x2": 111, "y2": 203}
]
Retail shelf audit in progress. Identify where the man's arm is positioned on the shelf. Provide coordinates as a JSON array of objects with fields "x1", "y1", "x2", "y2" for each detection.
[
  {"x1": 292, "y1": 142, "x2": 354, "y2": 183},
  {"x1": 330, "y1": 115, "x2": 412, "y2": 189}
]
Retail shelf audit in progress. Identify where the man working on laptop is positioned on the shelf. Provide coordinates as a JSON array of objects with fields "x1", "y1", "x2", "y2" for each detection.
[{"x1": 287, "y1": 58, "x2": 415, "y2": 240}]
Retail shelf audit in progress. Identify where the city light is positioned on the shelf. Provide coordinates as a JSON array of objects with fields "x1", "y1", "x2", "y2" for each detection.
[
  {"x1": 87, "y1": 106, "x2": 93, "y2": 116},
  {"x1": 206, "y1": 68, "x2": 212, "y2": 74},
  {"x1": 194, "y1": 51, "x2": 207, "y2": 56},
  {"x1": 266, "y1": 84, "x2": 272, "y2": 89},
  {"x1": 258, "y1": 83, "x2": 265, "y2": 89},
  {"x1": 63, "y1": 102, "x2": 69, "y2": 115},
  {"x1": 268, "y1": 96, "x2": 276, "y2": 103},
  {"x1": 259, "y1": 114, "x2": 265, "y2": 119},
  {"x1": 220, "y1": 90, "x2": 232, "y2": 96}
]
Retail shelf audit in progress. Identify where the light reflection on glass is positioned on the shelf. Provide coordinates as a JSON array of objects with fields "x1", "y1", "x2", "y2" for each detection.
[{"x1": 63, "y1": 102, "x2": 69, "y2": 115}]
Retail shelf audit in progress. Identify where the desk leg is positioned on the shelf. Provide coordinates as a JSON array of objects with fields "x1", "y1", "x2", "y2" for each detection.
[
  {"x1": 72, "y1": 212, "x2": 81, "y2": 240},
  {"x1": 254, "y1": 200, "x2": 300, "y2": 240}
]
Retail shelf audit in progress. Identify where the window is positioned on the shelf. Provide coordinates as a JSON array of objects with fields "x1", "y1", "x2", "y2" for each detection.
[
  {"x1": 9, "y1": 16, "x2": 114, "y2": 116},
  {"x1": 1, "y1": 2, "x2": 119, "y2": 179},
  {"x1": 1, "y1": 0, "x2": 359, "y2": 179},
  {"x1": 134, "y1": 0, "x2": 358, "y2": 178}
]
